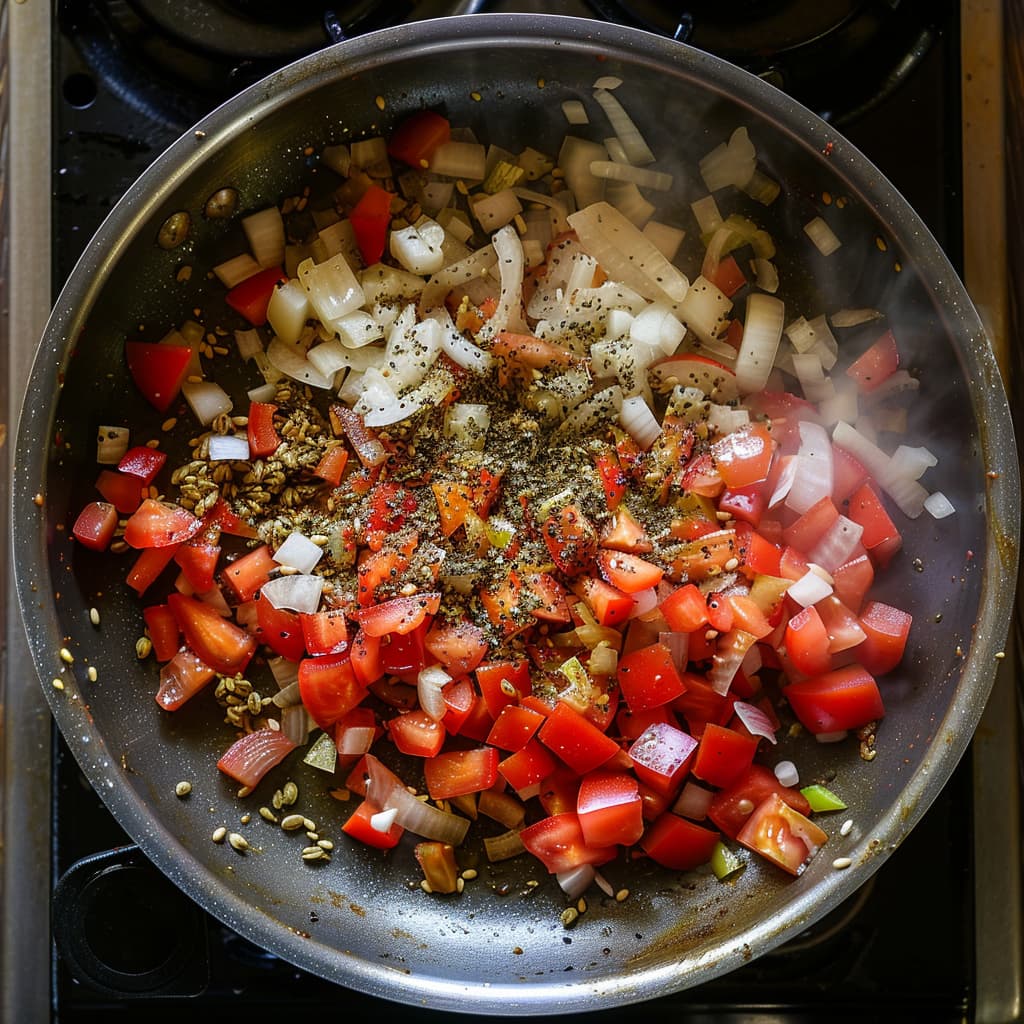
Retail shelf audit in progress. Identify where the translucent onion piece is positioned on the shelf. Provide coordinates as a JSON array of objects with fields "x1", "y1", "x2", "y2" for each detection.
[
  {"x1": 562, "y1": 99, "x2": 589, "y2": 125},
  {"x1": 590, "y1": 160, "x2": 673, "y2": 191},
  {"x1": 603, "y1": 136, "x2": 630, "y2": 164},
  {"x1": 642, "y1": 219, "x2": 685, "y2": 261},
  {"x1": 740, "y1": 168, "x2": 781, "y2": 206},
  {"x1": 808, "y1": 515, "x2": 864, "y2": 573},
  {"x1": 444, "y1": 403, "x2": 491, "y2": 450},
  {"x1": 478, "y1": 223, "x2": 527, "y2": 338},
  {"x1": 268, "y1": 656, "x2": 299, "y2": 690},
  {"x1": 271, "y1": 680, "x2": 302, "y2": 708},
  {"x1": 355, "y1": 367, "x2": 424, "y2": 429},
  {"x1": 924, "y1": 491, "x2": 956, "y2": 519},
  {"x1": 321, "y1": 142, "x2": 351, "y2": 176},
  {"x1": 207, "y1": 434, "x2": 250, "y2": 462},
  {"x1": 568, "y1": 202, "x2": 689, "y2": 305},
  {"x1": 674, "y1": 782, "x2": 714, "y2": 820},
  {"x1": 557, "y1": 864, "x2": 596, "y2": 900},
  {"x1": 735, "y1": 292, "x2": 785, "y2": 393},
  {"x1": 815, "y1": 730, "x2": 849, "y2": 744},
  {"x1": 389, "y1": 217, "x2": 446, "y2": 275},
  {"x1": 273, "y1": 531, "x2": 323, "y2": 574},
  {"x1": 786, "y1": 421, "x2": 834, "y2": 514},
  {"x1": 266, "y1": 280, "x2": 310, "y2": 346},
  {"x1": 281, "y1": 704, "x2": 312, "y2": 746},
  {"x1": 804, "y1": 216, "x2": 842, "y2": 256},
  {"x1": 421, "y1": 245, "x2": 498, "y2": 311},
  {"x1": 691, "y1": 194, "x2": 723, "y2": 235},
  {"x1": 592, "y1": 88, "x2": 656, "y2": 166},
  {"x1": 350, "y1": 136, "x2": 389, "y2": 174},
  {"x1": 214, "y1": 253, "x2": 261, "y2": 289},
  {"x1": 182, "y1": 380, "x2": 233, "y2": 426},
  {"x1": 831, "y1": 307, "x2": 883, "y2": 328},
  {"x1": 619, "y1": 395, "x2": 662, "y2": 449},
  {"x1": 889, "y1": 444, "x2": 938, "y2": 481},
  {"x1": 699, "y1": 127, "x2": 756, "y2": 192},
  {"x1": 774, "y1": 760, "x2": 799, "y2": 788},
  {"x1": 267, "y1": 338, "x2": 335, "y2": 390},
  {"x1": 365, "y1": 755, "x2": 470, "y2": 844},
  {"x1": 260, "y1": 574, "x2": 324, "y2": 615},
  {"x1": 383, "y1": 315, "x2": 442, "y2": 392},
  {"x1": 559, "y1": 135, "x2": 608, "y2": 209},
  {"x1": 217, "y1": 729, "x2": 297, "y2": 788},
  {"x1": 96, "y1": 425, "x2": 130, "y2": 465},
  {"x1": 786, "y1": 569, "x2": 834, "y2": 608},
  {"x1": 594, "y1": 870, "x2": 615, "y2": 898},
  {"x1": 675, "y1": 275, "x2": 732, "y2": 346},
  {"x1": 337, "y1": 725, "x2": 375, "y2": 757},
  {"x1": 659, "y1": 631, "x2": 689, "y2": 672},
  {"x1": 242, "y1": 206, "x2": 285, "y2": 269},
  {"x1": 594, "y1": 74, "x2": 623, "y2": 90},
  {"x1": 734, "y1": 702, "x2": 778, "y2": 745},
  {"x1": 832, "y1": 420, "x2": 928, "y2": 518},
  {"x1": 483, "y1": 829, "x2": 526, "y2": 862},
  {"x1": 752, "y1": 258, "x2": 779, "y2": 294},
  {"x1": 299, "y1": 254, "x2": 365, "y2": 324},
  {"x1": 430, "y1": 140, "x2": 487, "y2": 179},
  {"x1": 628, "y1": 586, "x2": 659, "y2": 619},
  {"x1": 417, "y1": 664, "x2": 452, "y2": 722},
  {"x1": 473, "y1": 189, "x2": 523, "y2": 233},
  {"x1": 606, "y1": 181, "x2": 655, "y2": 228},
  {"x1": 708, "y1": 630, "x2": 757, "y2": 695},
  {"x1": 234, "y1": 328, "x2": 264, "y2": 362},
  {"x1": 630, "y1": 302, "x2": 685, "y2": 357}
]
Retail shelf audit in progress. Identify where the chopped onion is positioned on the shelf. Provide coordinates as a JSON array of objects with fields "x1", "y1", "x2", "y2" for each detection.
[
  {"x1": 740, "y1": 168, "x2": 781, "y2": 206},
  {"x1": 593, "y1": 88, "x2": 655, "y2": 166},
  {"x1": 337, "y1": 724, "x2": 375, "y2": 757},
  {"x1": 734, "y1": 702, "x2": 778, "y2": 745},
  {"x1": 786, "y1": 421, "x2": 834, "y2": 514},
  {"x1": 606, "y1": 182, "x2": 654, "y2": 227},
  {"x1": 808, "y1": 515, "x2": 864, "y2": 572},
  {"x1": 630, "y1": 302, "x2": 685, "y2": 357},
  {"x1": 674, "y1": 782, "x2": 714, "y2": 821},
  {"x1": 417, "y1": 665, "x2": 452, "y2": 722},
  {"x1": 558, "y1": 135, "x2": 607, "y2": 209},
  {"x1": 268, "y1": 656, "x2": 299, "y2": 690},
  {"x1": 557, "y1": 864, "x2": 595, "y2": 900},
  {"x1": 562, "y1": 99, "x2": 589, "y2": 125},
  {"x1": 266, "y1": 280, "x2": 310, "y2": 346},
  {"x1": 691, "y1": 194, "x2": 723, "y2": 235},
  {"x1": 741, "y1": 644, "x2": 763, "y2": 678},
  {"x1": 786, "y1": 569, "x2": 834, "y2": 608},
  {"x1": 260, "y1": 573, "x2": 324, "y2": 615},
  {"x1": 299, "y1": 254, "x2": 365, "y2": 324},
  {"x1": 774, "y1": 760, "x2": 799, "y2": 787},
  {"x1": 642, "y1": 219, "x2": 685, "y2": 261},
  {"x1": 603, "y1": 136, "x2": 630, "y2": 164},
  {"x1": 589, "y1": 160, "x2": 673, "y2": 191},
  {"x1": 889, "y1": 444, "x2": 937, "y2": 480},
  {"x1": 831, "y1": 307, "x2": 883, "y2": 328},
  {"x1": 281, "y1": 704, "x2": 312, "y2": 745},
  {"x1": 207, "y1": 434, "x2": 250, "y2": 462},
  {"x1": 479, "y1": 224, "x2": 527, "y2": 337},
  {"x1": 350, "y1": 136, "x2": 390, "y2": 176},
  {"x1": 629, "y1": 586, "x2": 659, "y2": 619},
  {"x1": 182, "y1": 380, "x2": 233, "y2": 426},
  {"x1": 430, "y1": 140, "x2": 487, "y2": 180},
  {"x1": 272, "y1": 680, "x2": 302, "y2": 708},
  {"x1": 735, "y1": 293, "x2": 785, "y2": 393},
  {"x1": 217, "y1": 729, "x2": 296, "y2": 788},
  {"x1": 267, "y1": 338, "x2": 335, "y2": 390},
  {"x1": 804, "y1": 216, "x2": 842, "y2": 256},
  {"x1": 421, "y1": 245, "x2": 498, "y2": 311},
  {"x1": 320, "y1": 143, "x2": 350, "y2": 177},
  {"x1": 234, "y1": 328, "x2": 264, "y2": 362},
  {"x1": 355, "y1": 367, "x2": 423, "y2": 428},
  {"x1": 924, "y1": 491, "x2": 956, "y2": 519},
  {"x1": 832, "y1": 420, "x2": 927, "y2": 518},
  {"x1": 752, "y1": 258, "x2": 779, "y2": 294},
  {"x1": 815, "y1": 730, "x2": 849, "y2": 744},
  {"x1": 370, "y1": 808, "x2": 400, "y2": 834},
  {"x1": 390, "y1": 217, "x2": 446, "y2": 275},
  {"x1": 444, "y1": 403, "x2": 491, "y2": 450},
  {"x1": 484, "y1": 829, "x2": 526, "y2": 862},
  {"x1": 699, "y1": 127, "x2": 756, "y2": 192},
  {"x1": 659, "y1": 631, "x2": 689, "y2": 672},
  {"x1": 426, "y1": 309, "x2": 493, "y2": 374},
  {"x1": 273, "y1": 531, "x2": 323, "y2": 574},
  {"x1": 619, "y1": 395, "x2": 661, "y2": 449},
  {"x1": 214, "y1": 253, "x2": 261, "y2": 289},
  {"x1": 96, "y1": 425, "x2": 130, "y2": 464},
  {"x1": 594, "y1": 75, "x2": 623, "y2": 90},
  {"x1": 242, "y1": 206, "x2": 285, "y2": 269},
  {"x1": 365, "y1": 755, "x2": 470, "y2": 844},
  {"x1": 709, "y1": 631, "x2": 757, "y2": 695}
]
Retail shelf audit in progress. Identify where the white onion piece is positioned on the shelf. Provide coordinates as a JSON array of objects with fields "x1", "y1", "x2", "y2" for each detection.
[
  {"x1": 606, "y1": 181, "x2": 655, "y2": 228},
  {"x1": 421, "y1": 245, "x2": 498, "y2": 311},
  {"x1": 333, "y1": 312, "x2": 385, "y2": 350},
  {"x1": 273, "y1": 531, "x2": 323, "y2": 574},
  {"x1": 268, "y1": 656, "x2": 299, "y2": 690},
  {"x1": 266, "y1": 280, "x2": 309, "y2": 346},
  {"x1": 478, "y1": 224, "x2": 527, "y2": 338},
  {"x1": 603, "y1": 136, "x2": 630, "y2": 164},
  {"x1": 360, "y1": 264, "x2": 425, "y2": 306},
  {"x1": 619, "y1": 395, "x2": 661, "y2": 449},
  {"x1": 792, "y1": 351, "x2": 835, "y2": 404},
  {"x1": 430, "y1": 140, "x2": 487, "y2": 179},
  {"x1": 832, "y1": 421, "x2": 927, "y2": 518},
  {"x1": 272, "y1": 680, "x2": 302, "y2": 708},
  {"x1": 417, "y1": 665, "x2": 452, "y2": 723},
  {"x1": 774, "y1": 760, "x2": 799, "y2": 787},
  {"x1": 786, "y1": 421, "x2": 834, "y2": 514},
  {"x1": 260, "y1": 574, "x2": 324, "y2": 614},
  {"x1": 808, "y1": 516, "x2": 864, "y2": 573},
  {"x1": 306, "y1": 339, "x2": 355, "y2": 378},
  {"x1": 234, "y1": 328, "x2": 264, "y2": 362},
  {"x1": 557, "y1": 864, "x2": 596, "y2": 901},
  {"x1": 553, "y1": 384, "x2": 624, "y2": 439},
  {"x1": 558, "y1": 136, "x2": 607, "y2": 208},
  {"x1": 214, "y1": 253, "x2": 261, "y2": 289},
  {"x1": 751, "y1": 258, "x2": 779, "y2": 294},
  {"x1": 741, "y1": 643, "x2": 763, "y2": 678},
  {"x1": 207, "y1": 434, "x2": 250, "y2": 462},
  {"x1": 630, "y1": 303, "x2": 685, "y2": 357},
  {"x1": 889, "y1": 445, "x2": 938, "y2": 480},
  {"x1": 675, "y1": 275, "x2": 732, "y2": 346},
  {"x1": 804, "y1": 216, "x2": 842, "y2": 256},
  {"x1": 318, "y1": 218, "x2": 360, "y2": 266},
  {"x1": 707, "y1": 403, "x2": 750, "y2": 436},
  {"x1": 350, "y1": 137, "x2": 389, "y2": 174},
  {"x1": 444, "y1": 403, "x2": 491, "y2": 450},
  {"x1": 337, "y1": 725, "x2": 375, "y2": 757},
  {"x1": 570, "y1": 202, "x2": 689, "y2": 305},
  {"x1": 628, "y1": 587, "x2": 659, "y2": 619},
  {"x1": 267, "y1": 338, "x2": 335, "y2": 390},
  {"x1": 593, "y1": 88, "x2": 655, "y2": 165},
  {"x1": 642, "y1": 220, "x2": 685, "y2": 261},
  {"x1": 355, "y1": 367, "x2": 424, "y2": 428},
  {"x1": 785, "y1": 316, "x2": 817, "y2": 353},
  {"x1": 831, "y1": 307, "x2": 883, "y2": 328},
  {"x1": 740, "y1": 168, "x2": 781, "y2": 206},
  {"x1": 590, "y1": 160, "x2": 673, "y2": 191},
  {"x1": 281, "y1": 704, "x2": 313, "y2": 745},
  {"x1": 709, "y1": 632, "x2": 756, "y2": 695},
  {"x1": 787, "y1": 569, "x2": 834, "y2": 608},
  {"x1": 594, "y1": 74, "x2": 623, "y2": 90},
  {"x1": 674, "y1": 782, "x2": 714, "y2": 821},
  {"x1": 365, "y1": 755, "x2": 470, "y2": 844},
  {"x1": 561, "y1": 99, "x2": 589, "y2": 124},
  {"x1": 659, "y1": 631, "x2": 689, "y2": 672},
  {"x1": 389, "y1": 217, "x2": 446, "y2": 275},
  {"x1": 182, "y1": 380, "x2": 233, "y2": 426},
  {"x1": 473, "y1": 190, "x2": 523, "y2": 233},
  {"x1": 815, "y1": 730, "x2": 849, "y2": 744},
  {"x1": 242, "y1": 207, "x2": 286, "y2": 269},
  {"x1": 925, "y1": 491, "x2": 956, "y2": 519},
  {"x1": 735, "y1": 293, "x2": 785, "y2": 393},
  {"x1": 383, "y1": 315, "x2": 442, "y2": 391},
  {"x1": 96, "y1": 425, "x2": 130, "y2": 465},
  {"x1": 691, "y1": 194, "x2": 723, "y2": 234},
  {"x1": 699, "y1": 127, "x2": 756, "y2": 192},
  {"x1": 370, "y1": 808, "x2": 400, "y2": 834},
  {"x1": 593, "y1": 870, "x2": 615, "y2": 899},
  {"x1": 321, "y1": 143, "x2": 350, "y2": 176},
  {"x1": 299, "y1": 254, "x2": 365, "y2": 324},
  {"x1": 734, "y1": 702, "x2": 778, "y2": 745}
]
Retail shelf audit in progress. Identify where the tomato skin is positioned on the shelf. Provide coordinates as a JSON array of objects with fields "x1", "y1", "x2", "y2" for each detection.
[
  {"x1": 388, "y1": 709, "x2": 446, "y2": 758},
  {"x1": 255, "y1": 595, "x2": 306, "y2": 662},
  {"x1": 342, "y1": 799, "x2": 404, "y2": 849},
  {"x1": 846, "y1": 328, "x2": 899, "y2": 393},
  {"x1": 173, "y1": 540, "x2": 221, "y2": 593},
  {"x1": 600, "y1": 507, "x2": 652, "y2": 553},
  {"x1": 596, "y1": 550, "x2": 664, "y2": 594},
  {"x1": 640, "y1": 813, "x2": 719, "y2": 871},
  {"x1": 784, "y1": 605, "x2": 833, "y2": 677},
  {"x1": 718, "y1": 485, "x2": 766, "y2": 527},
  {"x1": 499, "y1": 740, "x2": 559, "y2": 793},
  {"x1": 784, "y1": 496, "x2": 839, "y2": 554},
  {"x1": 117, "y1": 446, "x2": 168, "y2": 485},
  {"x1": 424, "y1": 620, "x2": 488, "y2": 676},
  {"x1": 707, "y1": 764, "x2": 812, "y2": 839},
  {"x1": 519, "y1": 813, "x2": 617, "y2": 873},
  {"x1": 538, "y1": 701, "x2": 621, "y2": 775},
  {"x1": 708, "y1": 254, "x2": 746, "y2": 298},
  {"x1": 423, "y1": 746, "x2": 499, "y2": 800},
  {"x1": 439, "y1": 678, "x2": 478, "y2": 735},
  {"x1": 692, "y1": 723, "x2": 758, "y2": 789},
  {"x1": 298, "y1": 609, "x2": 349, "y2": 657},
  {"x1": 155, "y1": 648, "x2": 217, "y2": 711},
  {"x1": 576, "y1": 770, "x2": 644, "y2": 847},
  {"x1": 72, "y1": 501, "x2": 118, "y2": 551},
  {"x1": 143, "y1": 604, "x2": 180, "y2": 662},
  {"x1": 352, "y1": 592, "x2": 441, "y2": 637},
  {"x1": 572, "y1": 576, "x2": 634, "y2": 627},
  {"x1": 785, "y1": 663, "x2": 884, "y2": 734},
  {"x1": 313, "y1": 445, "x2": 349, "y2": 486},
  {"x1": 711, "y1": 423, "x2": 774, "y2": 489},
  {"x1": 124, "y1": 499, "x2": 202, "y2": 549},
  {"x1": 486, "y1": 703, "x2": 545, "y2": 752},
  {"x1": 225, "y1": 266, "x2": 285, "y2": 326},
  {"x1": 298, "y1": 653, "x2": 366, "y2": 729},
  {"x1": 845, "y1": 482, "x2": 902, "y2": 567},
  {"x1": 593, "y1": 449, "x2": 628, "y2": 511},
  {"x1": 659, "y1": 583, "x2": 709, "y2": 632},
  {"x1": 350, "y1": 185, "x2": 394, "y2": 266},
  {"x1": 628, "y1": 721, "x2": 698, "y2": 798},
  {"x1": 247, "y1": 401, "x2": 281, "y2": 458},
  {"x1": 736, "y1": 792, "x2": 828, "y2": 875},
  {"x1": 475, "y1": 659, "x2": 532, "y2": 719},
  {"x1": 542, "y1": 505, "x2": 598, "y2": 576},
  {"x1": 617, "y1": 643, "x2": 687, "y2": 711},
  {"x1": 126, "y1": 546, "x2": 179, "y2": 595},
  {"x1": 387, "y1": 109, "x2": 451, "y2": 168},
  {"x1": 168, "y1": 593, "x2": 257, "y2": 676},
  {"x1": 856, "y1": 601, "x2": 912, "y2": 675},
  {"x1": 832, "y1": 553, "x2": 875, "y2": 612},
  {"x1": 222, "y1": 545, "x2": 276, "y2": 602},
  {"x1": 125, "y1": 341, "x2": 192, "y2": 412}
]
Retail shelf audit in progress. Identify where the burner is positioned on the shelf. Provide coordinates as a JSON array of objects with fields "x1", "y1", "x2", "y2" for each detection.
[{"x1": 583, "y1": 0, "x2": 940, "y2": 122}]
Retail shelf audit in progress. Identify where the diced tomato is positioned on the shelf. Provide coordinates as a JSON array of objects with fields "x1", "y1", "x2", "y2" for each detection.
[
  {"x1": 222, "y1": 545, "x2": 276, "y2": 601},
  {"x1": 423, "y1": 746, "x2": 499, "y2": 799},
  {"x1": 254, "y1": 594, "x2": 305, "y2": 662},
  {"x1": 126, "y1": 546, "x2": 179, "y2": 595},
  {"x1": 298, "y1": 653, "x2": 366, "y2": 729},
  {"x1": 167, "y1": 593, "x2": 256, "y2": 676},
  {"x1": 784, "y1": 605, "x2": 832, "y2": 676},
  {"x1": 72, "y1": 501, "x2": 118, "y2": 551},
  {"x1": 736, "y1": 793, "x2": 828, "y2": 875},
  {"x1": 718, "y1": 484, "x2": 766, "y2": 527},
  {"x1": 380, "y1": 624, "x2": 427, "y2": 678},
  {"x1": 125, "y1": 341, "x2": 193, "y2": 413},
  {"x1": 577, "y1": 770, "x2": 644, "y2": 847},
  {"x1": 783, "y1": 496, "x2": 839, "y2": 553},
  {"x1": 369, "y1": 677, "x2": 418, "y2": 710},
  {"x1": 538, "y1": 700, "x2": 621, "y2": 775},
  {"x1": 832, "y1": 553, "x2": 874, "y2": 612},
  {"x1": 712, "y1": 423, "x2": 775, "y2": 489},
  {"x1": 154, "y1": 648, "x2": 217, "y2": 711},
  {"x1": 350, "y1": 185, "x2": 394, "y2": 266},
  {"x1": 522, "y1": 572, "x2": 571, "y2": 623},
  {"x1": 207, "y1": 498, "x2": 258, "y2": 539},
  {"x1": 313, "y1": 445, "x2": 349, "y2": 486},
  {"x1": 440, "y1": 678, "x2": 478, "y2": 735},
  {"x1": 122, "y1": 499, "x2": 200, "y2": 549},
  {"x1": 143, "y1": 604, "x2": 180, "y2": 662},
  {"x1": 117, "y1": 446, "x2": 168, "y2": 485},
  {"x1": 572, "y1": 576, "x2": 634, "y2": 627},
  {"x1": 846, "y1": 482, "x2": 902, "y2": 567},
  {"x1": 785, "y1": 663, "x2": 884, "y2": 734},
  {"x1": 225, "y1": 266, "x2": 285, "y2": 327},
  {"x1": 668, "y1": 529, "x2": 737, "y2": 582},
  {"x1": 593, "y1": 449, "x2": 628, "y2": 511},
  {"x1": 519, "y1": 813, "x2": 616, "y2": 873},
  {"x1": 342, "y1": 799, "x2": 404, "y2": 850},
  {"x1": 640, "y1": 813, "x2": 719, "y2": 871},
  {"x1": 846, "y1": 328, "x2": 899, "y2": 394},
  {"x1": 357, "y1": 548, "x2": 409, "y2": 607},
  {"x1": 726, "y1": 594, "x2": 773, "y2": 639},
  {"x1": 388, "y1": 709, "x2": 446, "y2": 758},
  {"x1": 617, "y1": 643, "x2": 687, "y2": 711},
  {"x1": 600, "y1": 507, "x2": 652, "y2": 553},
  {"x1": 475, "y1": 659, "x2": 532, "y2": 719},
  {"x1": 708, "y1": 254, "x2": 746, "y2": 298},
  {"x1": 816, "y1": 594, "x2": 867, "y2": 653},
  {"x1": 247, "y1": 401, "x2": 281, "y2": 458},
  {"x1": 95, "y1": 469, "x2": 144, "y2": 514},
  {"x1": 431, "y1": 481, "x2": 476, "y2": 538},
  {"x1": 366, "y1": 482, "x2": 417, "y2": 545},
  {"x1": 596, "y1": 550, "x2": 663, "y2": 594},
  {"x1": 352, "y1": 592, "x2": 440, "y2": 637},
  {"x1": 499, "y1": 740, "x2": 558, "y2": 793},
  {"x1": 388, "y1": 109, "x2": 451, "y2": 168},
  {"x1": 615, "y1": 704, "x2": 672, "y2": 742},
  {"x1": 778, "y1": 545, "x2": 810, "y2": 582},
  {"x1": 692, "y1": 723, "x2": 758, "y2": 789},
  {"x1": 705, "y1": 593, "x2": 734, "y2": 633},
  {"x1": 856, "y1": 601, "x2": 912, "y2": 675},
  {"x1": 333, "y1": 707, "x2": 378, "y2": 759},
  {"x1": 659, "y1": 583, "x2": 709, "y2": 633},
  {"x1": 424, "y1": 620, "x2": 488, "y2": 676},
  {"x1": 486, "y1": 703, "x2": 545, "y2": 752},
  {"x1": 707, "y1": 764, "x2": 812, "y2": 839},
  {"x1": 542, "y1": 504, "x2": 598, "y2": 576},
  {"x1": 217, "y1": 728, "x2": 297, "y2": 788},
  {"x1": 628, "y1": 721, "x2": 698, "y2": 798},
  {"x1": 350, "y1": 630, "x2": 384, "y2": 687},
  {"x1": 173, "y1": 540, "x2": 221, "y2": 593},
  {"x1": 832, "y1": 444, "x2": 870, "y2": 505},
  {"x1": 299, "y1": 609, "x2": 350, "y2": 656}
]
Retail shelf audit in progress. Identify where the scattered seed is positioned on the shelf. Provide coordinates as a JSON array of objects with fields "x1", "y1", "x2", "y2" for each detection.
[
  {"x1": 456, "y1": 877, "x2": 466, "y2": 893},
  {"x1": 303, "y1": 817, "x2": 316, "y2": 832},
  {"x1": 240, "y1": 813, "x2": 252, "y2": 825},
  {"x1": 832, "y1": 857, "x2": 852, "y2": 870},
  {"x1": 89, "y1": 607, "x2": 101, "y2": 626},
  {"x1": 281, "y1": 814, "x2": 306, "y2": 831},
  {"x1": 161, "y1": 417, "x2": 178, "y2": 432},
  {"x1": 59, "y1": 647, "x2": 74, "y2": 664},
  {"x1": 471, "y1": 91, "x2": 482, "y2": 102},
  {"x1": 212, "y1": 826, "x2": 228, "y2": 843},
  {"x1": 87, "y1": 666, "x2": 98, "y2": 682},
  {"x1": 175, "y1": 781, "x2": 193, "y2": 798},
  {"x1": 724, "y1": 558, "x2": 739, "y2": 571},
  {"x1": 317, "y1": 839, "x2": 334, "y2": 851},
  {"x1": 420, "y1": 879, "x2": 433, "y2": 893},
  {"x1": 375, "y1": 95, "x2": 386, "y2": 110},
  {"x1": 302, "y1": 847, "x2": 327, "y2": 862},
  {"x1": 33, "y1": 493, "x2": 44, "y2": 507},
  {"x1": 615, "y1": 889, "x2": 629, "y2": 903},
  {"x1": 272, "y1": 789, "x2": 284, "y2": 810},
  {"x1": 500, "y1": 679, "x2": 517, "y2": 697},
  {"x1": 259, "y1": 806, "x2": 279, "y2": 823},
  {"x1": 461, "y1": 868, "x2": 478, "y2": 880},
  {"x1": 51, "y1": 677, "x2": 65, "y2": 691},
  {"x1": 282, "y1": 781, "x2": 299, "y2": 806},
  {"x1": 996, "y1": 651, "x2": 1006, "y2": 660},
  {"x1": 306, "y1": 831, "x2": 319, "y2": 842},
  {"x1": 840, "y1": 819, "x2": 854, "y2": 837},
  {"x1": 135, "y1": 636, "x2": 152, "y2": 659},
  {"x1": 576, "y1": 897, "x2": 587, "y2": 914},
  {"x1": 560, "y1": 907, "x2": 579, "y2": 928},
  {"x1": 236, "y1": 785, "x2": 252, "y2": 798},
  {"x1": 228, "y1": 832, "x2": 249, "y2": 852}
]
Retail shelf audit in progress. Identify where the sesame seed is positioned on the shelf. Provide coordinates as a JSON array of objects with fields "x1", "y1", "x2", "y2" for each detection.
[
  {"x1": 840, "y1": 819, "x2": 854, "y2": 837},
  {"x1": 89, "y1": 607, "x2": 101, "y2": 626},
  {"x1": 832, "y1": 857, "x2": 852, "y2": 870},
  {"x1": 87, "y1": 666, "x2": 98, "y2": 682},
  {"x1": 59, "y1": 647, "x2": 74, "y2": 664}
]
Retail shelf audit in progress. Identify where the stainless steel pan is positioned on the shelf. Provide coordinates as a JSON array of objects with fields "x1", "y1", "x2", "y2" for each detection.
[{"x1": 13, "y1": 14, "x2": 1019, "y2": 1014}]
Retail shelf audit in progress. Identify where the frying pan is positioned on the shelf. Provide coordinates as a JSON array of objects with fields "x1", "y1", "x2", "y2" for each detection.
[{"x1": 13, "y1": 14, "x2": 1019, "y2": 1014}]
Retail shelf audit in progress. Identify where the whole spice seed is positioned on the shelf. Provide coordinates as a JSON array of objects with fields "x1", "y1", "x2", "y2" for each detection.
[
  {"x1": 317, "y1": 839, "x2": 334, "y2": 851},
  {"x1": 302, "y1": 847, "x2": 327, "y2": 862},
  {"x1": 259, "y1": 807, "x2": 279, "y2": 823},
  {"x1": 236, "y1": 785, "x2": 252, "y2": 798},
  {"x1": 89, "y1": 607, "x2": 101, "y2": 626},
  {"x1": 560, "y1": 907, "x2": 579, "y2": 928},
  {"x1": 212, "y1": 826, "x2": 228, "y2": 844},
  {"x1": 840, "y1": 819, "x2": 854, "y2": 837},
  {"x1": 615, "y1": 889, "x2": 630, "y2": 903},
  {"x1": 59, "y1": 647, "x2": 74, "y2": 664},
  {"x1": 51, "y1": 677, "x2": 65, "y2": 691},
  {"x1": 832, "y1": 857, "x2": 852, "y2": 870},
  {"x1": 228, "y1": 833, "x2": 249, "y2": 853},
  {"x1": 87, "y1": 666, "x2": 98, "y2": 683},
  {"x1": 281, "y1": 814, "x2": 306, "y2": 831},
  {"x1": 175, "y1": 781, "x2": 193, "y2": 798},
  {"x1": 281, "y1": 781, "x2": 299, "y2": 806},
  {"x1": 135, "y1": 636, "x2": 152, "y2": 659}
]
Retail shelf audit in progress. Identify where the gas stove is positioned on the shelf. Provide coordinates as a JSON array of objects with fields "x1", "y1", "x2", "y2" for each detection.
[{"x1": 1, "y1": 1, "x2": 1019, "y2": 1021}]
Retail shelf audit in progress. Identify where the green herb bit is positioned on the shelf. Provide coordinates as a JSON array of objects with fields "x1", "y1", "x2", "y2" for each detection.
[
  {"x1": 710, "y1": 841, "x2": 744, "y2": 881},
  {"x1": 800, "y1": 784, "x2": 847, "y2": 813}
]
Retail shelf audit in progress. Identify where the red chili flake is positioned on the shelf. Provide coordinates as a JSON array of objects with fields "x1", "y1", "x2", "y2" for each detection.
[{"x1": 822, "y1": 141, "x2": 834, "y2": 157}]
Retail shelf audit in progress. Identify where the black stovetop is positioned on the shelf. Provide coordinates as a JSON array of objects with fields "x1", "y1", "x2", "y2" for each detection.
[{"x1": 51, "y1": 2, "x2": 972, "y2": 1020}]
